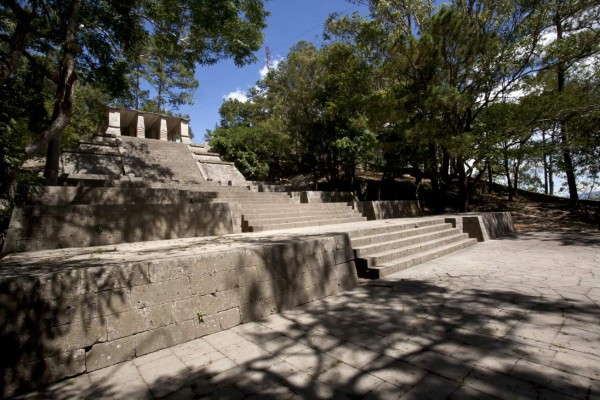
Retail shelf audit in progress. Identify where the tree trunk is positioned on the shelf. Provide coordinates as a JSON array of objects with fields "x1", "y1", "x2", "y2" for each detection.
[
  {"x1": 512, "y1": 160, "x2": 520, "y2": 200},
  {"x1": 441, "y1": 147, "x2": 450, "y2": 183},
  {"x1": 135, "y1": 68, "x2": 140, "y2": 110},
  {"x1": 549, "y1": 153, "x2": 554, "y2": 195},
  {"x1": 561, "y1": 128, "x2": 578, "y2": 206},
  {"x1": 504, "y1": 149, "x2": 513, "y2": 202},
  {"x1": 429, "y1": 143, "x2": 445, "y2": 213},
  {"x1": 542, "y1": 130, "x2": 549, "y2": 194},
  {"x1": 457, "y1": 155, "x2": 468, "y2": 212},
  {"x1": 43, "y1": 134, "x2": 62, "y2": 185},
  {"x1": 555, "y1": 3, "x2": 578, "y2": 208},
  {"x1": 23, "y1": 0, "x2": 80, "y2": 165},
  {"x1": 487, "y1": 160, "x2": 493, "y2": 194}
]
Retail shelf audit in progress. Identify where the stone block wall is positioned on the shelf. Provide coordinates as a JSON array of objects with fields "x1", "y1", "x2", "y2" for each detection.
[
  {"x1": 288, "y1": 191, "x2": 355, "y2": 204},
  {"x1": 355, "y1": 200, "x2": 422, "y2": 220},
  {"x1": 200, "y1": 163, "x2": 246, "y2": 184},
  {"x1": 445, "y1": 212, "x2": 514, "y2": 241},
  {"x1": 3, "y1": 203, "x2": 238, "y2": 252},
  {"x1": 0, "y1": 234, "x2": 358, "y2": 397}
]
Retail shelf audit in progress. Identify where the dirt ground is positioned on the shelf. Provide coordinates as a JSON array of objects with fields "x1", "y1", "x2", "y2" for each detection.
[{"x1": 469, "y1": 193, "x2": 600, "y2": 232}]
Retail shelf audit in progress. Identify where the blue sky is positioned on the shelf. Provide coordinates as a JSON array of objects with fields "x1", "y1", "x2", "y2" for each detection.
[{"x1": 177, "y1": 0, "x2": 368, "y2": 143}]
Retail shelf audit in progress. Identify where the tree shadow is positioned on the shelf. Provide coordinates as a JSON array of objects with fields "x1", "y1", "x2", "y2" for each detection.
[
  {"x1": 5, "y1": 182, "x2": 238, "y2": 252},
  {"x1": 498, "y1": 231, "x2": 600, "y2": 246},
  {"x1": 1, "y1": 230, "x2": 354, "y2": 398},
  {"x1": 7, "y1": 254, "x2": 599, "y2": 399},
  {"x1": 60, "y1": 135, "x2": 210, "y2": 184}
]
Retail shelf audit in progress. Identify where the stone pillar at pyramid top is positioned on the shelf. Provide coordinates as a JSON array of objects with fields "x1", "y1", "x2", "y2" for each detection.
[{"x1": 102, "y1": 106, "x2": 191, "y2": 144}]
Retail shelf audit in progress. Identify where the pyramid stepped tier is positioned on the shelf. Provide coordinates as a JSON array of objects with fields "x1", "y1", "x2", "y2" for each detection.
[
  {"x1": 349, "y1": 218, "x2": 477, "y2": 279},
  {"x1": 241, "y1": 203, "x2": 366, "y2": 232},
  {"x1": 4, "y1": 134, "x2": 369, "y2": 252},
  {"x1": 62, "y1": 135, "x2": 206, "y2": 183}
]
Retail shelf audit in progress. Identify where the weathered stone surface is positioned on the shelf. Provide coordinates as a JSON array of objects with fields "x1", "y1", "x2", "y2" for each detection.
[
  {"x1": 13, "y1": 317, "x2": 106, "y2": 363},
  {"x1": 195, "y1": 313, "x2": 223, "y2": 337},
  {"x1": 356, "y1": 200, "x2": 422, "y2": 220},
  {"x1": 216, "y1": 308, "x2": 242, "y2": 330},
  {"x1": 2, "y1": 349, "x2": 85, "y2": 398},
  {"x1": 106, "y1": 309, "x2": 145, "y2": 341},
  {"x1": 131, "y1": 277, "x2": 191, "y2": 308},
  {"x1": 148, "y1": 258, "x2": 193, "y2": 283},
  {"x1": 96, "y1": 288, "x2": 133, "y2": 316},
  {"x1": 134, "y1": 322, "x2": 192, "y2": 356},
  {"x1": 0, "y1": 232, "x2": 359, "y2": 396},
  {"x1": 3, "y1": 203, "x2": 239, "y2": 252},
  {"x1": 190, "y1": 270, "x2": 239, "y2": 295},
  {"x1": 236, "y1": 266, "x2": 258, "y2": 287},
  {"x1": 445, "y1": 212, "x2": 514, "y2": 242},
  {"x1": 239, "y1": 298, "x2": 279, "y2": 323},
  {"x1": 142, "y1": 303, "x2": 178, "y2": 331},
  {"x1": 13, "y1": 230, "x2": 600, "y2": 400},
  {"x1": 86, "y1": 336, "x2": 136, "y2": 372}
]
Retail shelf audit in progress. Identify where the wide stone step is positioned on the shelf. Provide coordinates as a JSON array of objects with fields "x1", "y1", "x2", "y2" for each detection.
[
  {"x1": 356, "y1": 232, "x2": 469, "y2": 267},
  {"x1": 243, "y1": 212, "x2": 361, "y2": 225},
  {"x1": 247, "y1": 216, "x2": 367, "y2": 232},
  {"x1": 212, "y1": 193, "x2": 292, "y2": 200},
  {"x1": 154, "y1": 184, "x2": 250, "y2": 192},
  {"x1": 214, "y1": 198, "x2": 295, "y2": 205},
  {"x1": 346, "y1": 218, "x2": 446, "y2": 240},
  {"x1": 349, "y1": 221, "x2": 449, "y2": 246},
  {"x1": 240, "y1": 203, "x2": 351, "y2": 211},
  {"x1": 353, "y1": 226, "x2": 458, "y2": 258},
  {"x1": 359, "y1": 238, "x2": 477, "y2": 279},
  {"x1": 242, "y1": 208, "x2": 355, "y2": 219},
  {"x1": 29, "y1": 187, "x2": 218, "y2": 205}
]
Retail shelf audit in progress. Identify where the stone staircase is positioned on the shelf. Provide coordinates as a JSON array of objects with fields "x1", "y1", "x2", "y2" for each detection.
[
  {"x1": 188, "y1": 143, "x2": 247, "y2": 183},
  {"x1": 118, "y1": 136, "x2": 205, "y2": 183},
  {"x1": 349, "y1": 218, "x2": 477, "y2": 279},
  {"x1": 4, "y1": 134, "x2": 369, "y2": 252},
  {"x1": 7, "y1": 132, "x2": 487, "y2": 271},
  {"x1": 241, "y1": 203, "x2": 365, "y2": 232}
]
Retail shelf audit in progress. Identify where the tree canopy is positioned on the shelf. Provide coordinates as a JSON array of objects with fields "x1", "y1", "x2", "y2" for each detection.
[
  {"x1": 0, "y1": 0, "x2": 268, "y2": 185},
  {"x1": 209, "y1": 0, "x2": 600, "y2": 209}
]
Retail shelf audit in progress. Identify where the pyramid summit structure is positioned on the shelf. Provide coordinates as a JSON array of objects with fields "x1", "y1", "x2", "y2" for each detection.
[{"x1": 3, "y1": 107, "x2": 368, "y2": 252}]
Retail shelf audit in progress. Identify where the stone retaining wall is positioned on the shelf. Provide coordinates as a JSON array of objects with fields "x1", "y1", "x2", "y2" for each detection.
[
  {"x1": 3, "y1": 203, "x2": 239, "y2": 253},
  {"x1": 445, "y1": 212, "x2": 514, "y2": 241},
  {"x1": 355, "y1": 200, "x2": 422, "y2": 220},
  {"x1": 288, "y1": 191, "x2": 355, "y2": 204},
  {"x1": 0, "y1": 234, "x2": 358, "y2": 397}
]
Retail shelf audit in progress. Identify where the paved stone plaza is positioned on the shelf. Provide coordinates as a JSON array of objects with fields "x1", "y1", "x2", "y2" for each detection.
[{"x1": 14, "y1": 231, "x2": 600, "y2": 399}]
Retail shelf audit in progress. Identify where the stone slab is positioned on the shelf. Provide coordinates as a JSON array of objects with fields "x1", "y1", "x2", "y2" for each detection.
[
  {"x1": 445, "y1": 211, "x2": 514, "y2": 241},
  {"x1": 355, "y1": 200, "x2": 422, "y2": 220},
  {"x1": 0, "y1": 229, "x2": 359, "y2": 397}
]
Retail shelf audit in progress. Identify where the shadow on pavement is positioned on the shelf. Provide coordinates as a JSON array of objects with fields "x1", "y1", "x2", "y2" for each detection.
[
  {"x1": 497, "y1": 230, "x2": 600, "y2": 246},
  {"x1": 14, "y1": 275, "x2": 599, "y2": 399}
]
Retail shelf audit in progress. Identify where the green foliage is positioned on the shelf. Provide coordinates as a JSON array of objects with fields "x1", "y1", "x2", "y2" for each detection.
[
  {"x1": 207, "y1": 99, "x2": 293, "y2": 181},
  {"x1": 0, "y1": 0, "x2": 268, "y2": 196},
  {"x1": 63, "y1": 84, "x2": 112, "y2": 148},
  {"x1": 322, "y1": 0, "x2": 600, "y2": 209}
]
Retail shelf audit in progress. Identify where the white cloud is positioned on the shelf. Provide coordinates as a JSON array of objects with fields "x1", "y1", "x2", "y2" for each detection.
[
  {"x1": 259, "y1": 58, "x2": 282, "y2": 79},
  {"x1": 223, "y1": 89, "x2": 248, "y2": 102}
]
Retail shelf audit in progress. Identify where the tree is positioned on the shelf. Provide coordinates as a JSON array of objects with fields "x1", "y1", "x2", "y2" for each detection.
[
  {"x1": 207, "y1": 98, "x2": 293, "y2": 181},
  {"x1": 537, "y1": 0, "x2": 600, "y2": 207},
  {"x1": 327, "y1": 0, "x2": 570, "y2": 211},
  {"x1": 0, "y1": 0, "x2": 268, "y2": 184},
  {"x1": 256, "y1": 40, "x2": 377, "y2": 187},
  {"x1": 136, "y1": 36, "x2": 199, "y2": 113}
]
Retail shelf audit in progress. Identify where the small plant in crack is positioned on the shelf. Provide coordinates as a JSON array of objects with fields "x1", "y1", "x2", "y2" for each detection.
[{"x1": 197, "y1": 311, "x2": 205, "y2": 323}]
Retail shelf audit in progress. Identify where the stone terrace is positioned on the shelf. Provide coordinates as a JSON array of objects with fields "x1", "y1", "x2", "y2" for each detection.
[{"x1": 10, "y1": 230, "x2": 600, "y2": 399}]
